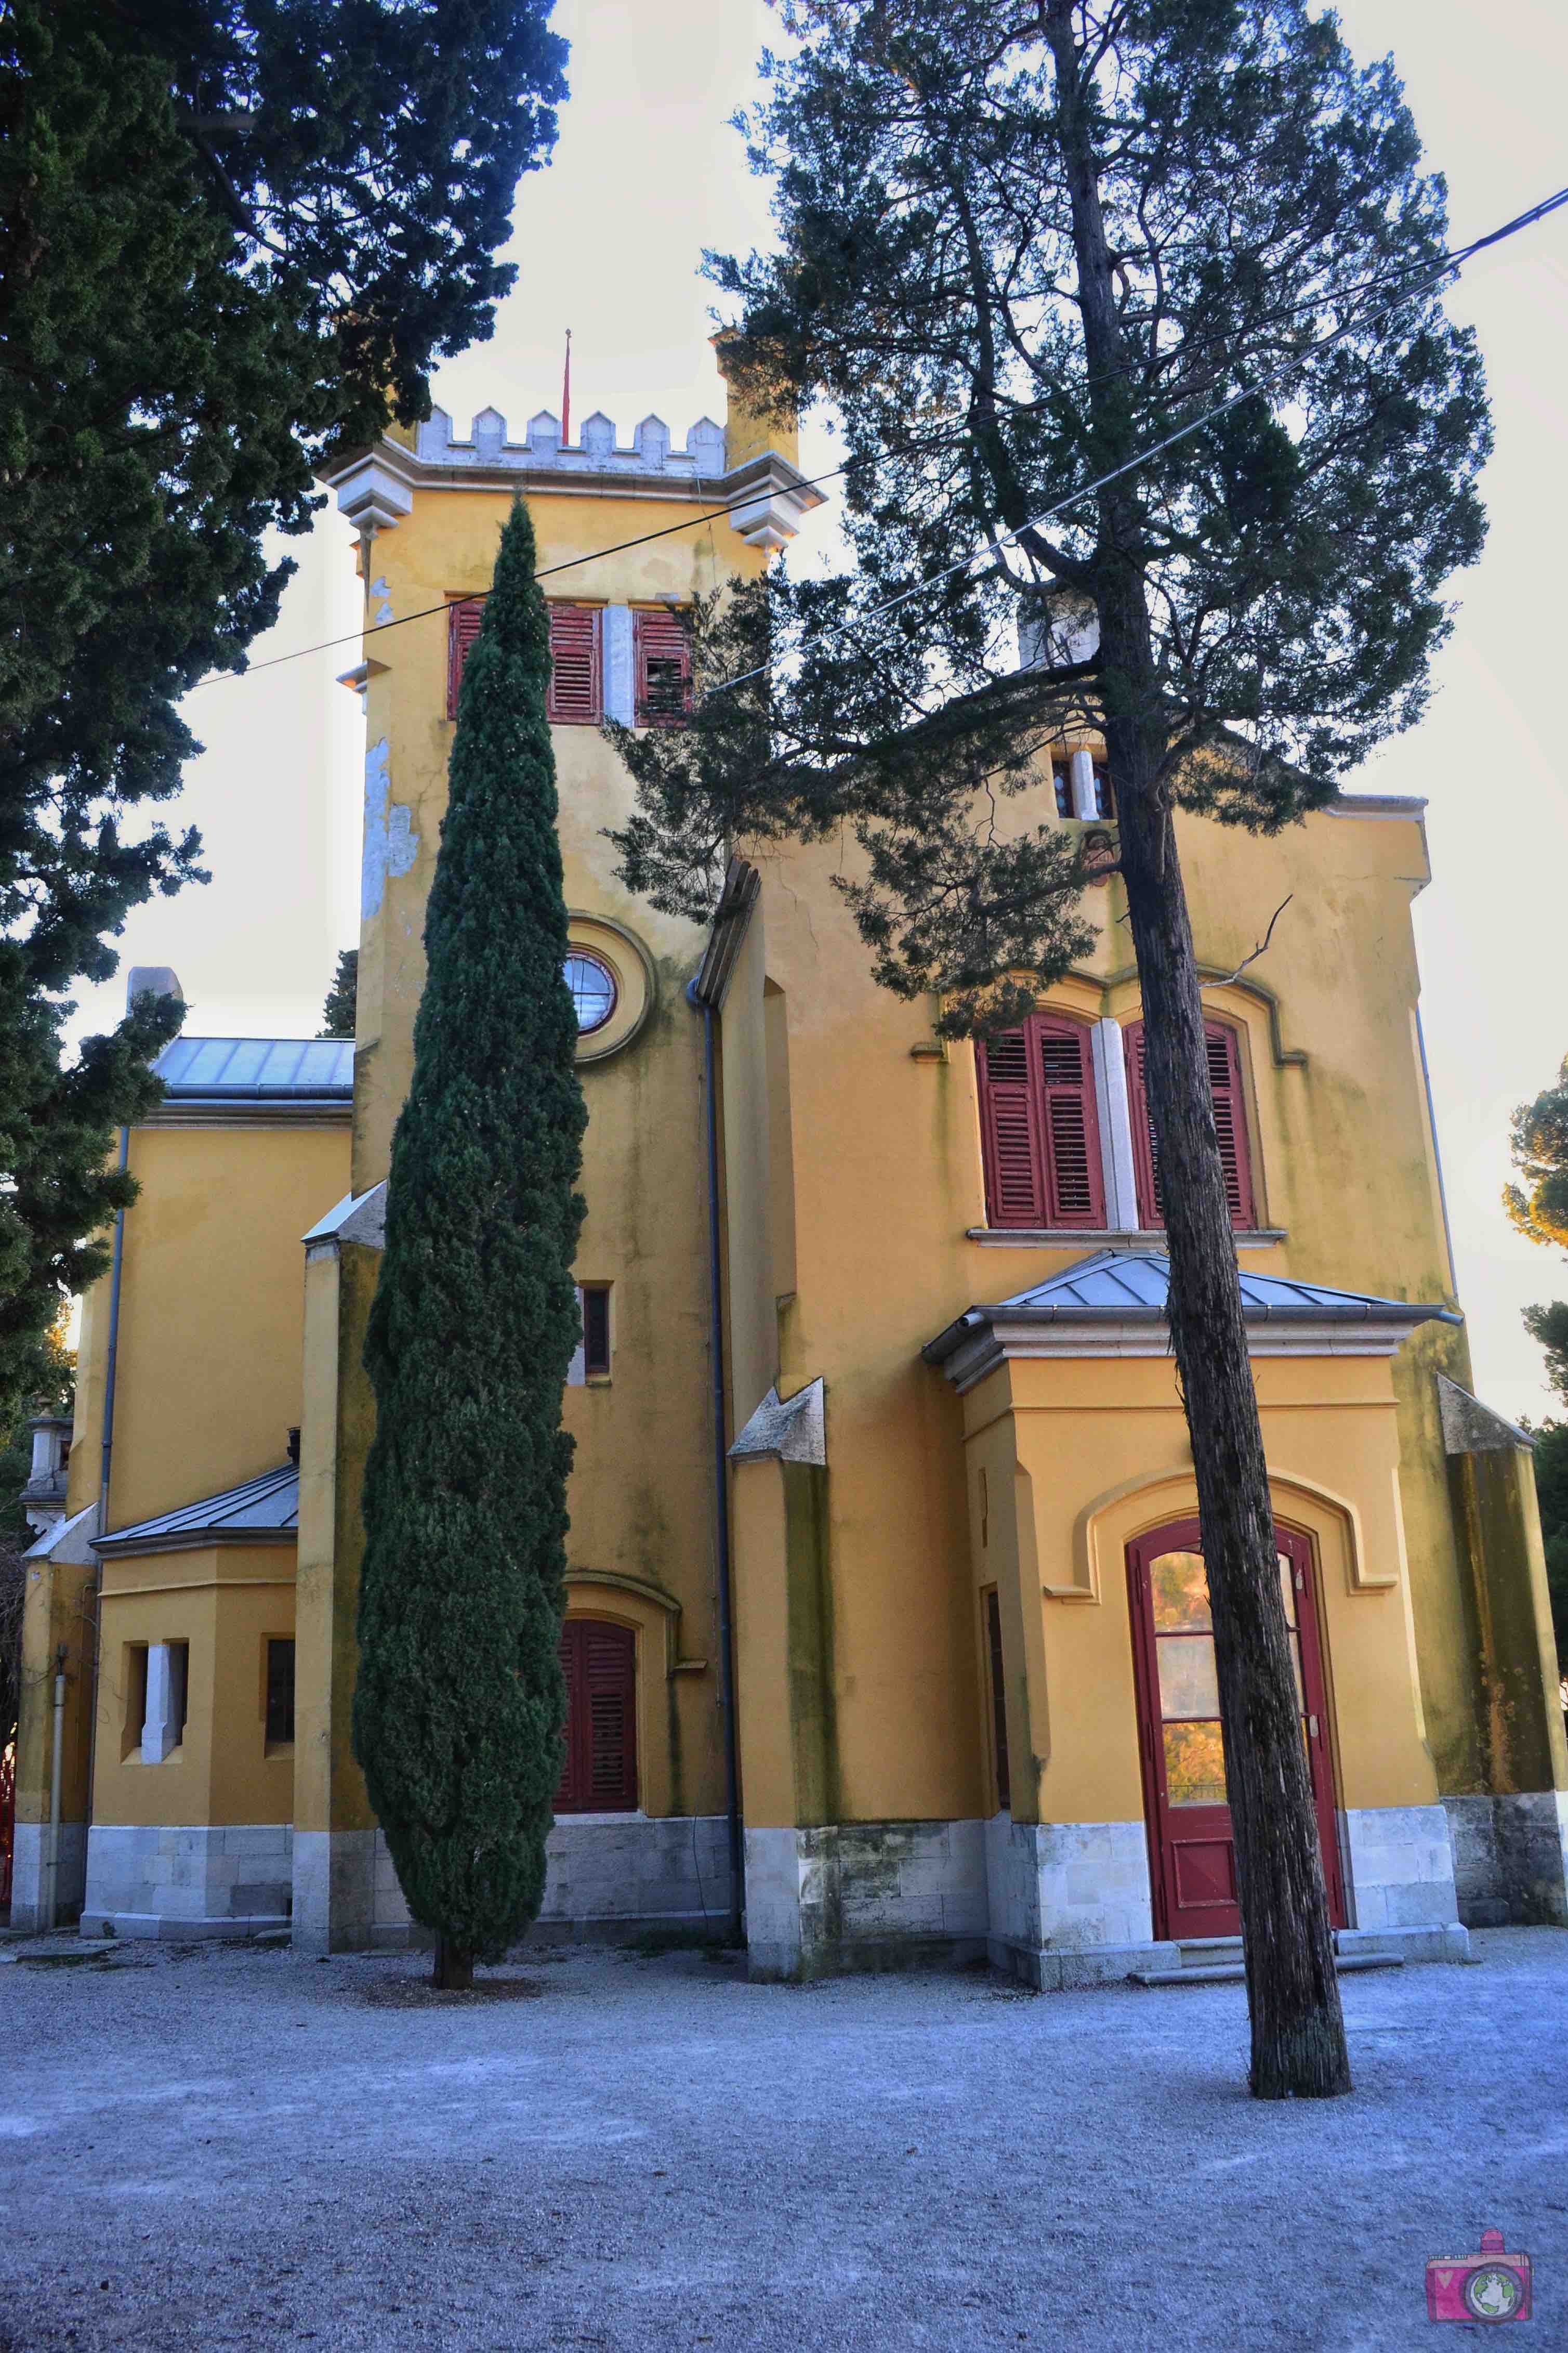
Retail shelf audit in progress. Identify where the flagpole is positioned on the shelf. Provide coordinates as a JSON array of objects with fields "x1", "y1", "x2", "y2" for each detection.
[{"x1": 561, "y1": 328, "x2": 572, "y2": 447}]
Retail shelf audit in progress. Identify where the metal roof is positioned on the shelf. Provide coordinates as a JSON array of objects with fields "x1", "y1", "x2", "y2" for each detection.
[
  {"x1": 154, "y1": 1037, "x2": 354, "y2": 1101},
  {"x1": 924, "y1": 1248, "x2": 1460, "y2": 1366},
  {"x1": 95, "y1": 1463, "x2": 299, "y2": 1556}
]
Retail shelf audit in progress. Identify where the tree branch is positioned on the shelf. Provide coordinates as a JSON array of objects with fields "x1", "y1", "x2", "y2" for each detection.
[{"x1": 1204, "y1": 895, "x2": 1293, "y2": 988}]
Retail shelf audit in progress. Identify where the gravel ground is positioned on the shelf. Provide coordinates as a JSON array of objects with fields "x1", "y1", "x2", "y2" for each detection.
[{"x1": 1, "y1": 1926, "x2": 1564, "y2": 2352}]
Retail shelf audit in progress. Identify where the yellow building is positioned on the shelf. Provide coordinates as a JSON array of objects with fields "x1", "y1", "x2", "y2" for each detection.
[{"x1": 16, "y1": 364, "x2": 1567, "y2": 1984}]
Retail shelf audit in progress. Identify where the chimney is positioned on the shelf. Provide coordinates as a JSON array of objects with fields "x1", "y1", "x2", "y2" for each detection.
[
  {"x1": 125, "y1": 965, "x2": 185, "y2": 1009},
  {"x1": 287, "y1": 1428, "x2": 301, "y2": 1467}
]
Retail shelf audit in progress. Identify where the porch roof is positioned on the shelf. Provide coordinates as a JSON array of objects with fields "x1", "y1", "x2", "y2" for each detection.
[
  {"x1": 94, "y1": 1463, "x2": 299, "y2": 1558},
  {"x1": 923, "y1": 1248, "x2": 1459, "y2": 1385}
]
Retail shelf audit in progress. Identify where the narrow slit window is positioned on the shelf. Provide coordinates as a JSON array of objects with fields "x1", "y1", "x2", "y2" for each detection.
[
  {"x1": 266, "y1": 1639, "x2": 296, "y2": 1747},
  {"x1": 169, "y1": 1642, "x2": 189, "y2": 1747},
  {"x1": 581, "y1": 1284, "x2": 611, "y2": 1378}
]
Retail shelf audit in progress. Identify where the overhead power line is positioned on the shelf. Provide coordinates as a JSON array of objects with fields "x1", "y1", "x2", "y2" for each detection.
[{"x1": 200, "y1": 181, "x2": 1568, "y2": 694}]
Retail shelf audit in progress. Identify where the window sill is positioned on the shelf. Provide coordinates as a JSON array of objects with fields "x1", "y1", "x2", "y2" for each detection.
[
  {"x1": 585, "y1": 1372, "x2": 612, "y2": 1388},
  {"x1": 965, "y1": 1226, "x2": 1286, "y2": 1248}
]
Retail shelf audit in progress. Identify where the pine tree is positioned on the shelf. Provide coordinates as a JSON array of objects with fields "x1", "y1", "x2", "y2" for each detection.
[
  {"x1": 320, "y1": 951, "x2": 359, "y2": 1042},
  {"x1": 1506, "y1": 1053, "x2": 1568, "y2": 1664},
  {"x1": 353, "y1": 500, "x2": 586, "y2": 1990},
  {"x1": 611, "y1": 0, "x2": 1491, "y2": 2096}
]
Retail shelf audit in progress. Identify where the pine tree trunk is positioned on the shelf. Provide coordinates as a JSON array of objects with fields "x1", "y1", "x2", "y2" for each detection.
[
  {"x1": 1044, "y1": 0, "x2": 1350, "y2": 2098},
  {"x1": 433, "y1": 1938, "x2": 473, "y2": 1993}
]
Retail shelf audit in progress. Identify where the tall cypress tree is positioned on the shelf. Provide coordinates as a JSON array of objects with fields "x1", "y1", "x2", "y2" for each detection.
[{"x1": 353, "y1": 499, "x2": 586, "y2": 1990}]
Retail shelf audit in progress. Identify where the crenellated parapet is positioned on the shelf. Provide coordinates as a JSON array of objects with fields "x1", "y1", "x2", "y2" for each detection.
[{"x1": 322, "y1": 401, "x2": 824, "y2": 551}]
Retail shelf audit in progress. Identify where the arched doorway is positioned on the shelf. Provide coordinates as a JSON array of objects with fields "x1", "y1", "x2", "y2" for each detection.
[
  {"x1": 1126, "y1": 1519, "x2": 1344, "y2": 1941},
  {"x1": 556, "y1": 1618, "x2": 638, "y2": 1813}
]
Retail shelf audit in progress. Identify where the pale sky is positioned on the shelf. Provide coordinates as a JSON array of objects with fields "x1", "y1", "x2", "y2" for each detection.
[{"x1": 78, "y1": 0, "x2": 1568, "y2": 1421}]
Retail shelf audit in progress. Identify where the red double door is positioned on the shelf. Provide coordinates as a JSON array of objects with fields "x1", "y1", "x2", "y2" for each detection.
[{"x1": 1126, "y1": 1519, "x2": 1344, "y2": 1941}]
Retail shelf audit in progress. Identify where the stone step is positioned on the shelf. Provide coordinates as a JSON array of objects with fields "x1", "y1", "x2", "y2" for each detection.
[{"x1": 1131, "y1": 1951, "x2": 1405, "y2": 1989}]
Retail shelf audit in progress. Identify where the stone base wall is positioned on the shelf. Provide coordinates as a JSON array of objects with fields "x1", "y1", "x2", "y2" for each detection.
[
  {"x1": 295, "y1": 1816, "x2": 736, "y2": 1953},
  {"x1": 745, "y1": 1821, "x2": 989, "y2": 1980},
  {"x1": 81, "y1": 1824, "x2": 292, "y2": 1939},
  {"x1": 7, "y1": 1821, "x2": 88, "y2": 1931},
  {"x1": 1443, "y1": 1792, "x2": 1568, "y2": 1927},
  {"x1": 1342, "y1": 1805, "x2": 1461, "y2": 1936},
  {"x1": 753, "y1": 1809, "x2": 1471, "y2": 1986}
]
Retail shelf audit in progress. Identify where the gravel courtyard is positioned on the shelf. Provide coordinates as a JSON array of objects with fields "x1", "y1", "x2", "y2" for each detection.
[{"x1": 1, "y1": 1926, "x2": 1563, "y2": 2352}]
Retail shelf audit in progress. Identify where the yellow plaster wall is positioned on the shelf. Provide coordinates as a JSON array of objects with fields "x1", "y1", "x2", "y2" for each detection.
[
  {"x1": 92, "y1": 1544, "x2": 296, "y2": 1828},
  {"x1": 954, "y1": 1351, "x2": 1440, "y2": 1834},
  {"x1": 14, "y1": 1555, "x2": 95, "y2": 1837},
  {"x1": 720, "y1": 784, "x2": 1475, "y2": 1831},
  {"x1": 68, "y1": 1121, "x2": 350, "y2": 1535},
  {"x1": 335, "y1": 462, "x2": 778, "y2": 1831}
]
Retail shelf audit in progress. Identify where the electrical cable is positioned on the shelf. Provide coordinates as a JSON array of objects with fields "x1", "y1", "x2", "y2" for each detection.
[
  {"x1": 195, "y1": 181, "x2": 1568, "y2": 692},
  {"x1": 196, "y1": 423, "x2": 954, "y2": 684}
]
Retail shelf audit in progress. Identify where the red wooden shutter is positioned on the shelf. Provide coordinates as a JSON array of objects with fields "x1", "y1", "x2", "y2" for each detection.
[
  {"x1": 977, "y1": 1028, "x2": 1046, "y2": 1227},
  {"x1": 1125, "y1": 1019, "x2": 1162, "y2": 1227},
  {"x1": 1124, "y1": 1018, "x2": 1254, "y2": 1230},
  {"x1": 986, "y1": 1588, "x2": 1010, "y2": 1812},
  {"x1": 555, "y1": 1619, "x2": 637, "y2": 1813},
  {"x1": 446, "y1": 598, "x2": 484, "y2": 718},
  {"x1": 978, "y1": 1017, "x2": 1104, "y2": 1229},
  {"x1": 1035, "y1": 1017, "x2": 1105, "y2": 1227},
  {"x1": 547, "y1": 604, "x2": 602, "y2": 725},
  {"x1": 1205, "y1": 1022, "x2": 1255, "y2": 1226},
  {"x1": 634, "y1": 606, "x2": 692, "y2": 725}
]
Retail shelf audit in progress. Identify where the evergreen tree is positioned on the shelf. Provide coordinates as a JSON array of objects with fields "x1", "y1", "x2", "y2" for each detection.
[
  {"x1": 353, "y1": 500, "x2": 586, "y2": 1990},
  {"x1": 612, "y1": 0, "x2": 1490, "y2": 2096},
  {"x1": 0, "y1": 1320, "x2": 74, "y2": 1782},
  {"x1": 1506, "y1": 1053, "x2": 1568, "y2": 1666},
  {"x1": 1506, "y1": 1054, "x2": 1568, "y2": 1405},
  {"x1": 320, "y1": 951, "x2": 359, "y2": 1042},
  {"x1": 0, "y1": 0, "x2": 564, "y2": 1408}
]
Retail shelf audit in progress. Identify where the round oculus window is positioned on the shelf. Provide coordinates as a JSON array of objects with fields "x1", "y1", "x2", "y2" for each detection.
[{"x1": 563, "y1": 950, "x2": 617, "y2": 1035}]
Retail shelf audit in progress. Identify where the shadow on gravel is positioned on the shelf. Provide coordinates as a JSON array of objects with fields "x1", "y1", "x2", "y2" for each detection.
[{"x1": 359, "y1": 1972, "x2": 547, "y2": 2008}]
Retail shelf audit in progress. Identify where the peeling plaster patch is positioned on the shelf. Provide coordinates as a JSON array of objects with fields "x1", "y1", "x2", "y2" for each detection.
[
  {"x1": 361, "y1": 738, "x2": 419, "y2": 920},
  {"x1": 369, "y1": 574, "x2": 393, "y2": 625}
]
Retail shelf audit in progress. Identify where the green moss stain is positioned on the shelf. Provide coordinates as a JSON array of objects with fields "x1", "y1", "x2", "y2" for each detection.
[
  {"x1": 1451, "y1": 1446, "x2": 1561, "y2": 1797},
  {"x1": 783, "y1": 1460, "x2": 838, "y2": 1827}
]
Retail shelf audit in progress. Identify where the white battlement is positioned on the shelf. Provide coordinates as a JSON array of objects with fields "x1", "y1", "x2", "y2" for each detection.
[
  {"x1": 415, "y1": 404, "x2": 728, "y2": 479},
  {"x1": 322, "y1": 401, "x2": 824, "y2": 551}
]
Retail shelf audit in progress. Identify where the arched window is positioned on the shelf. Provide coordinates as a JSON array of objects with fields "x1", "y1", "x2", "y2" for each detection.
[
  {"x1": 975, "y1": 1013, "x2": 1105, "y2": 1230},
  {"x1": 555, "y1": 1619, "x2": 638, "y2": 1813},
  {"x1": 1123, "y1": 1017, "x2": 1256, "y2": 1230}
]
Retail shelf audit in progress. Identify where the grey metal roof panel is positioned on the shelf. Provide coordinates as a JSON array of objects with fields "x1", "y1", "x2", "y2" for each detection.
[
  {"x1": 154, "y1": 1036, "x2": 354, "y2": 1100},
  {"x1": 996, "y1": 1249, "x2": 1459, "y2": 1323},
  {"x1": 923, "y1": 1248, "x2": 1460, "y2": 1365},
  {"x1": 96, "y1": 1463, "x2": 299, "y2": 1553}
]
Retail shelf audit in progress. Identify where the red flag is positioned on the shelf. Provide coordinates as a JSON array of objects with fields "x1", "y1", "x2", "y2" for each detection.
[{"x1": 561, "y1": 328, "x2": 571, "y2": 446}]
